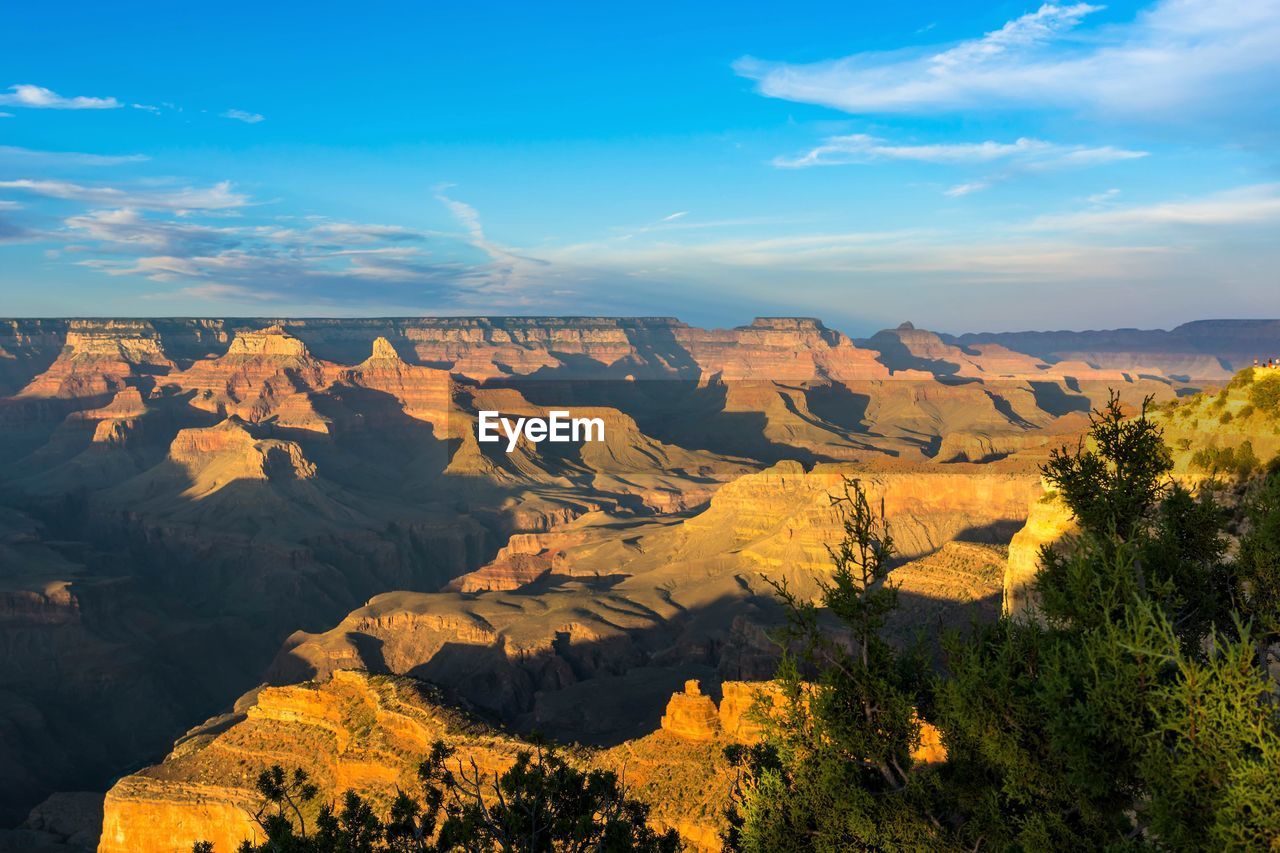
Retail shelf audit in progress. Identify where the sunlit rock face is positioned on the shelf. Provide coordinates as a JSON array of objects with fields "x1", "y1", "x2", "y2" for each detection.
[
  {"x1": 660, "y1": 679, "x2": 721, "y2": 741},
  {"x1": 263, "y1": 462, "x2": 1038, "y2": 751},
  {"x1": 999, "y1": 368, "x2": 1280, "y2": 619},
  {"x1": 98, "y1": 670, "x2": 734, "y2": 853},
  {"x1": 13, "y1": 323, "x2": 174, "y2": 409},
  {"x1": 1003, "y1": 485, "x2": 1078, "y2": 618}
]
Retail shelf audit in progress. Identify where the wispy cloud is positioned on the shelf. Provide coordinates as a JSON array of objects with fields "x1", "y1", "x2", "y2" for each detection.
[
  {"x1": 0, "y1": 146, "x2": 149, "y2": 167},
  {"x1": 433, "y1": 187, "x2": 550, "y2": 296},
  {"x1": 1028, "y1": 183, "x2": 1280, "y2": 230},
  {"x1": 774, "y1": 134, "x2": 1147, "y2": 169},
  {"x1": 0, "y1": 179, "x2": 249, "y2": 211},
  {"x1": 944, "y1": 181, "x2": 991, "y2": 198},
  {"x1": 65, "y1": 208, "x2": 243, "y2": 254},
  {"x1": 221, "y1": 109, "x2": 264, "y2": 124},
  {"x1": 0, "y1": 84, "x2": 120, "y2": 110},
  {"x1": 33, "y1": 185, "x2": 522, "y2": 310},
  {"x1": 161, "y1": 283, "x2": 278, "y2": 303},
  {"x1": 734, "y1": 0, "x2": 1280, "y2": 131}
]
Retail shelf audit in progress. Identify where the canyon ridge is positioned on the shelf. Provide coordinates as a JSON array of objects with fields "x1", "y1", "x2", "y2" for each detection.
[{"x1": 0, "y1": 315, "x2": 1276, "y2": 851}]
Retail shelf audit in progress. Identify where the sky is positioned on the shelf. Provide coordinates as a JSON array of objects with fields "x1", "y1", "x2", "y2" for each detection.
[{"x1": 1, "y1": 0, "x2": 1277, "y2": 335}]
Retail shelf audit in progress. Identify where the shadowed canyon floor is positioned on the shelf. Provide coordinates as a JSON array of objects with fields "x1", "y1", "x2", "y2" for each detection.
[{"x1": 0, "y1": 316, "x2": 1276, "y2": 849}]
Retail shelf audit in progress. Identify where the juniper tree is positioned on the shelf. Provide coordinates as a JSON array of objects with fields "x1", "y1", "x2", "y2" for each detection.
[
  {"x1": 936, "y1": 393, "x2": 1278, "y2": 850},
  {"x1": 732, "y1": 391, "x2": 1280, "y2": 850},
  {"x1": 723, "y1": 478, "x2": 939, "y2": 852}
]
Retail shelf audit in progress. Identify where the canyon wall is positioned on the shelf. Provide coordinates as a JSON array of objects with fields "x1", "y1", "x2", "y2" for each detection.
[{"x1": 0, "y1": 315, "x2": 1265, "y2": 827}]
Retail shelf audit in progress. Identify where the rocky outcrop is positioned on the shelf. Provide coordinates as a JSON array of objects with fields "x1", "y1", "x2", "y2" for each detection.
[
  {"x1": 13, "y1": 322, "x2": 173, "y2": 405},
  {"x1": 0, "y1": 317, "x2": 1268, "y2": 827},
  {"x1": 166, "y1": 324, "x2": 334, "y2": 431},
  {"x1": 340, "y1": 337, "x2": 452, "y2": 428},
  {"x1": 269, "y1": 464, "x2": 1037, "y2": 744},
  {"x1": 660, "y1": 679, "x2": 947, "y2": 767},
  {"x1": 167, "y1": 417, "x2": 317, "y2": 486},
  {"x1": 98, "y1": 671, "x2": 525, "y2": 853},
  {"x1": 446, "y1": 529, "x2": 591, "y2": 592},
  {"x1": 99, "y1": 670, "x2": 726, "y2": 853},
  {"x1": 1004, "y1": 487, "x2": 1077, "y2": 617},
  {"x1": 660, "y1": 680, "x2": 721, "y2": 741}
]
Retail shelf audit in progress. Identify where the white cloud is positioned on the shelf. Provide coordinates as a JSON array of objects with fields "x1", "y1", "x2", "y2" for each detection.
[
  {"x1": 0, "y1": 84, "x2": 120, "y2": 110},
  {"x1": 930, "y1": 3, "x2": 1101, "y2": 69},
  {"x1": 774, "y1": 134, "x2": 1147, "y2": 168},
  {"x1": 65, "y1": 208, "x2": 242, "y2": 253},
  {"x1": 944, "y1": 181, "x2": 991, "y2": 197},
  {"x1": 434, "y1": 189, "x2": 550, "y2": 295},
  {"x1": 304, "y1": 222, "x2": 428, "y2": 244},
  {"x1": 1029, "y1": 183, "x2": 1280, "y2": 230},
  {"x1": 0, "y1": 179, "x2": 248, "y2": 211},
  {"x1": 660, "y1": 211, "x2": 689, "y2": 222},
  {"x1": 734, "y1": 0, "x2": 1280, "y2": 128},
  {"x1": 221, "y1": 109, "x2": 264, "y2": 124},
  {"x1": 0, "y1": 112, "x2": 12, "y2": 118},
  {"x1": 160, "y1": 283, "x2": 278, "y2": 302},
  {"x1": 0, "y1": 146, "x2": 149, "y2": 166}
]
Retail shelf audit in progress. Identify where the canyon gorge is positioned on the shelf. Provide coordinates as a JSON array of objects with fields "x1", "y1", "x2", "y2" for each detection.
[{"x1": 0, "y1": 315, "x2": 1276, "y2": 851}]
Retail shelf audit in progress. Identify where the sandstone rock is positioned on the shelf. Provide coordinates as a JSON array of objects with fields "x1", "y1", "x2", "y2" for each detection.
[
  {"x1": 1004, "y1": 484, "x2": 1077, "y2": 618},
  {"x1": 15, "y1": 323, "x2": 173, "y2": 403},
  {"x1": 660, "y1": 680, "x2": 721, "y2": 741},
  {"x1": 99, "y1": 670, "x2": 724, "y2": 853},
  {"x1": 0, "y1": 315, "x2": 1256, "y2": 829},
  {"x1": 662, "y1": 679, "x2": 947, "y2": 769}
]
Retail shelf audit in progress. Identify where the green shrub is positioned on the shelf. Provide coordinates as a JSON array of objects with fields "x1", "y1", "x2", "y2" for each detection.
[
  {"x1": 1249, "y1": 376, "x2": 1280, "y2": 414},
  {"x1": 1190, "y1": 441, "x2": 1259, "y2": 477},
  {"x1": 1219, "y1": 411, "x2": 1234, "y2": 424},
  {"x1": 728, "y1": 394, "x2": 1280, "y2": 851},
  {"x1": 1227, "y1": 367, "x2": 1255, "y2": 389}
]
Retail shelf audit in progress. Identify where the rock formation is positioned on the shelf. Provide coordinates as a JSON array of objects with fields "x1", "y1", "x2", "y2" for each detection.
[
  {"x1": 0, "y1": 316, "x2": 1269, "y2": 833},
  {"x1": 660, "y1": 680, "x2": 721, "y2": 741},
  {"x1": 99, "y1": 670, "x2": 730, "y2": 853},
  {"x1": 1004, "y1": 488, "x2": 1077, "y2": 617},
  {"x1": 659, "y1": 679, "x2": 947, "y2": 767}
]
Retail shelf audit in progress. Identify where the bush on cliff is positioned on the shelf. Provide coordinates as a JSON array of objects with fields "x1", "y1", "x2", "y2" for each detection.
[
  {"x1": 726, "y1": 394, "x2": 1280, "y2": 851},
  {"x1": 194, "y1": 741, "x2": 680, "y2": 853}
]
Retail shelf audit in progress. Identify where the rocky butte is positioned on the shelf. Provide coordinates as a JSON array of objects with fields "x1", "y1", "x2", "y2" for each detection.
[{"x1": 0, "y1": 316, "x2": 1275, "y2": 850}]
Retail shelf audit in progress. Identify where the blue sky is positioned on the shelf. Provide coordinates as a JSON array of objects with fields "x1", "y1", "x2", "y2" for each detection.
[{"x1": 1, "y1": 0, "x2": 1277, "y2": 334}]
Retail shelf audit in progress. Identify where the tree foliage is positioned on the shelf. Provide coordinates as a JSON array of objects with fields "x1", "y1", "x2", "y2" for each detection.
[
  {"x1": 723, "y1": 478, "x2": 939, "y2": 851},
  {"x1": 728, "y1": 391, "x2": 1280, "y2": 851}
]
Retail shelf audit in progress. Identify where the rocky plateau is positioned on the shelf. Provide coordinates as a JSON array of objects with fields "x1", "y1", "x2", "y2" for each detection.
[{"x1": 0, "y1": 315, "x2": 1275, "y2": 850}]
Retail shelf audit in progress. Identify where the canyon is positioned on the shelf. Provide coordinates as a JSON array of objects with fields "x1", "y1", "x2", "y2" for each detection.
[{"x1": 0, "y1": 315, "x2": 1275, "y2": 851}]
